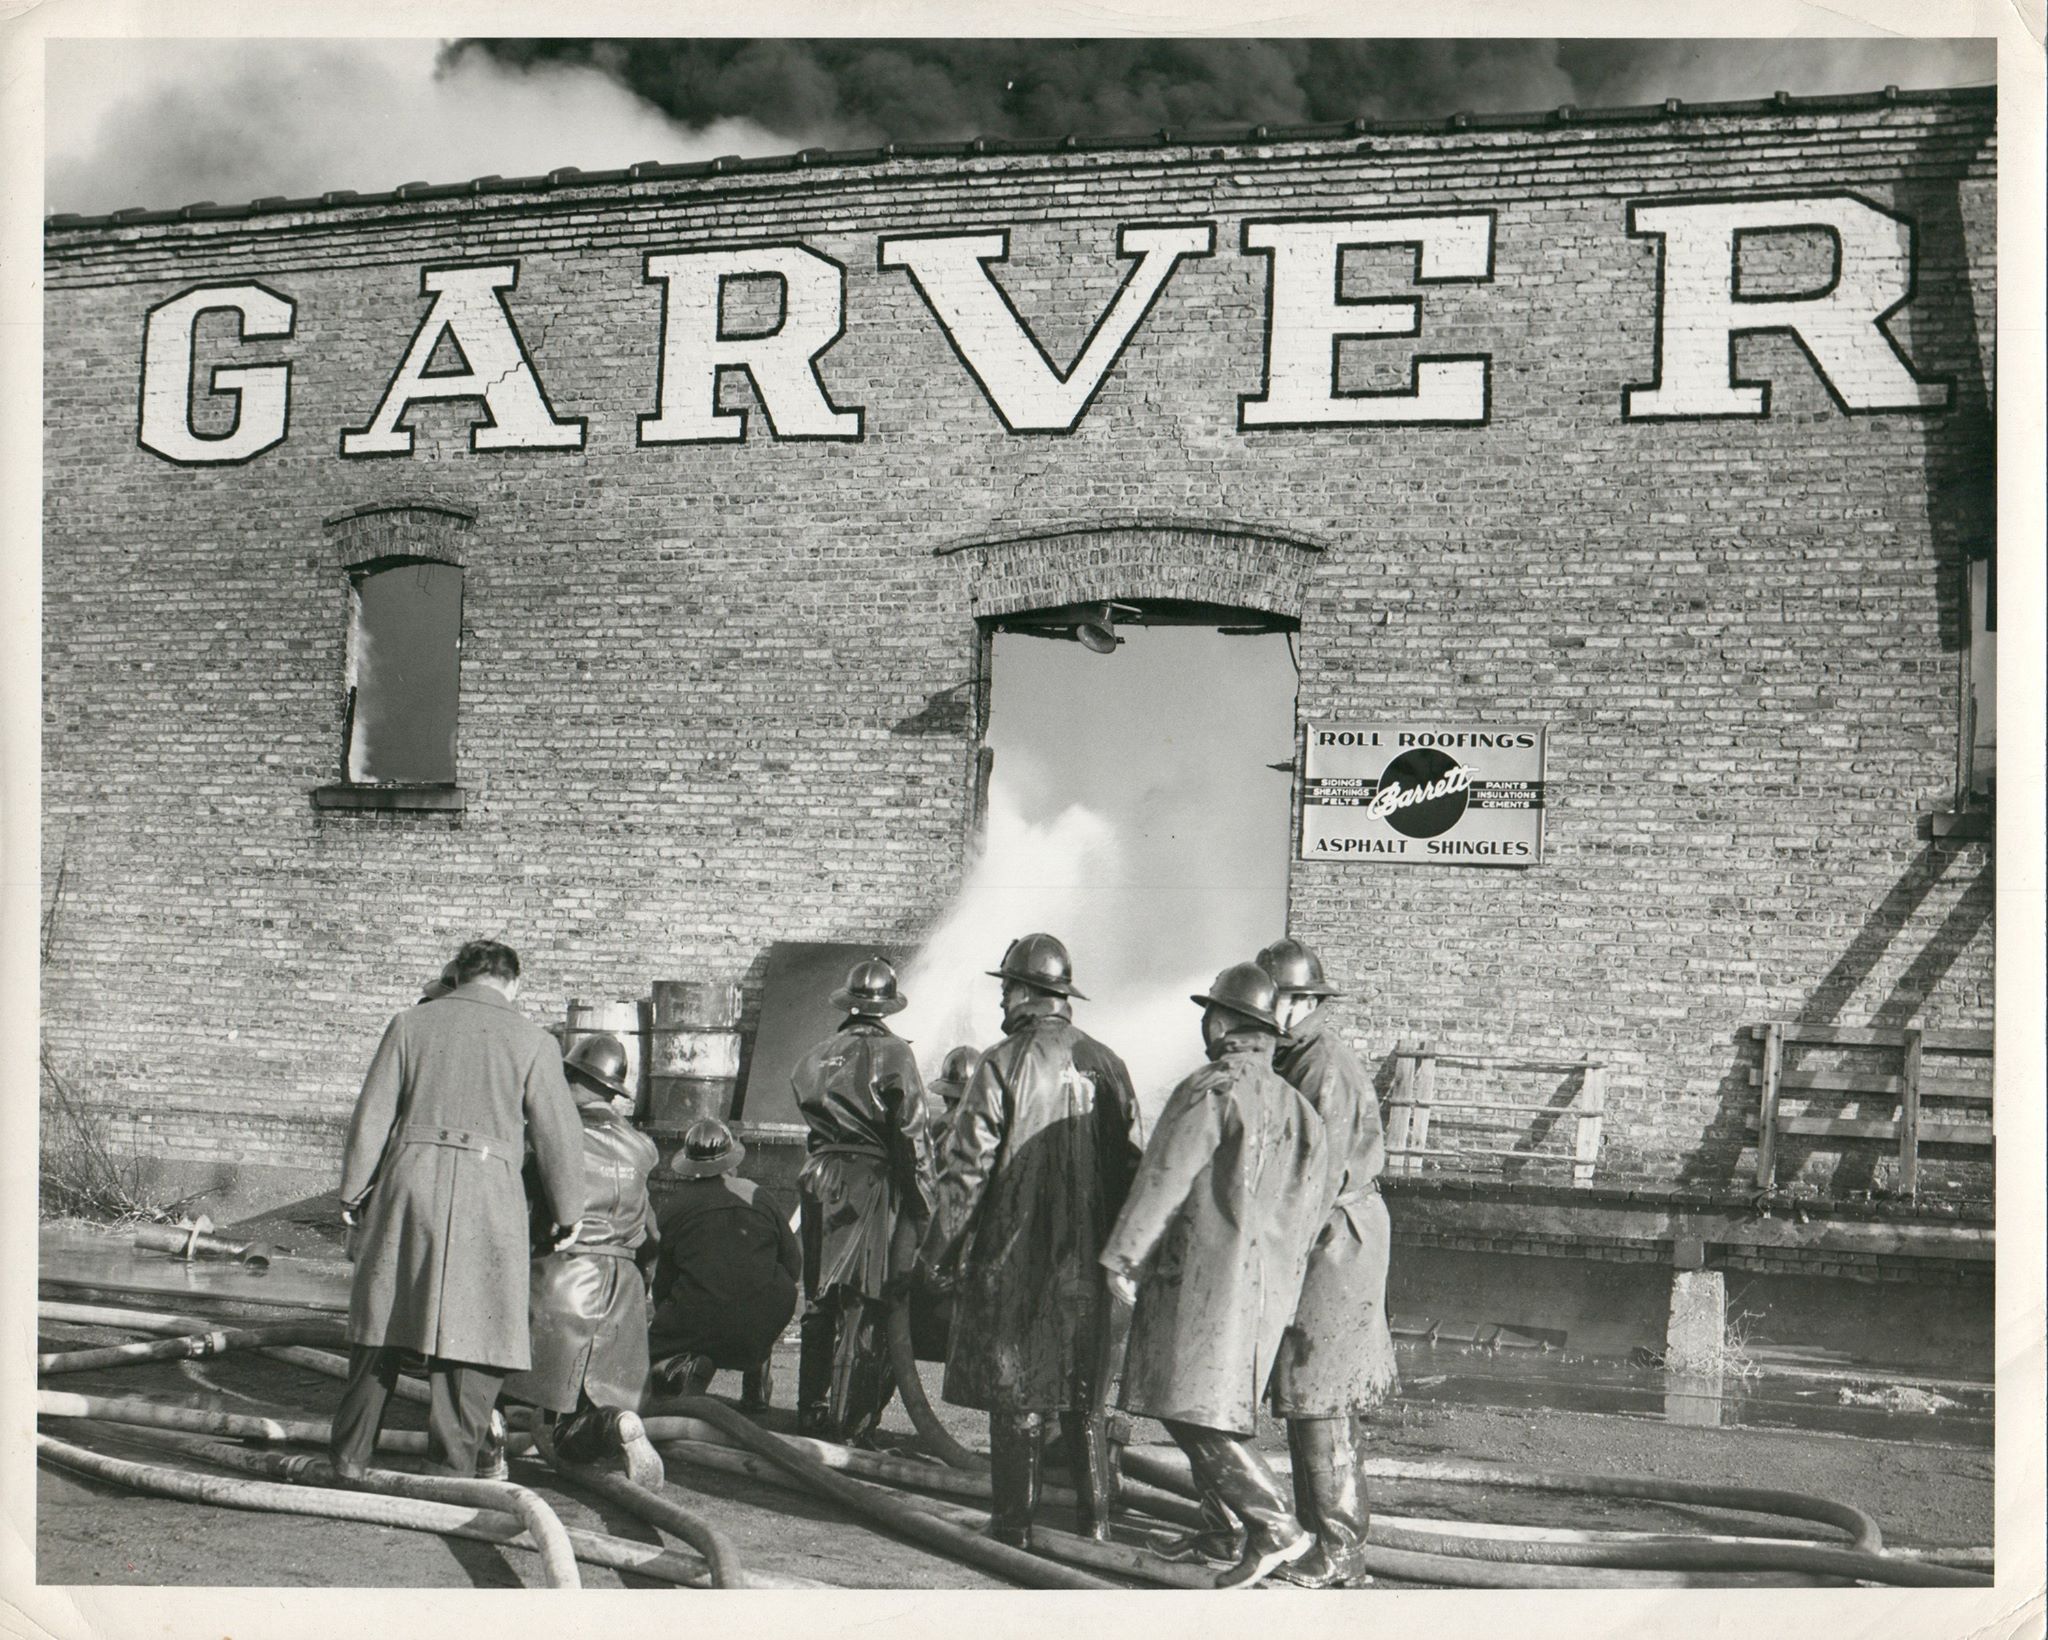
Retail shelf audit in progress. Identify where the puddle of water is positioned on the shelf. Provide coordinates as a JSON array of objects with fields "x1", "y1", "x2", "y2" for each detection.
[
  {"x1": 39, "y1": 1223, "x2": 349, "y2": 1313},
  {"x1": 1392, "y1": 1341, "x2": 1992, "y2": 1448}
]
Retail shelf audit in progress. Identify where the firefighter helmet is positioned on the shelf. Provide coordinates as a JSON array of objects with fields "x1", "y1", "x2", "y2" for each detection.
[
  {"x1": 831, "y1": 956, "x2": 908, "y2": 1016},
  {"x1": 1255, "y1": 937, "x2": 1340, "y2": 998},
  {"x1": 1190, "y1": 962, "x2": 1284, "y2": 1032},
  {"x1": 670, "y1": 1117, "x2": 746, "y2": 1179},
  {"x1": 563, "y1": 1032, "x2": 634, "y2": 1102},
  {"x1": 940, "y1": 1045, "x2": 981, "y2": 1084},
  {"x1": 986, "y1": 932, "x2": 1088, "y2": 999}
]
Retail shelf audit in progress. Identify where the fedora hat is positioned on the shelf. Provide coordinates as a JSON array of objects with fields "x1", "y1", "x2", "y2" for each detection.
[{"x1": 669, "y1": 1117, "x2": 746, "y2": 1179}]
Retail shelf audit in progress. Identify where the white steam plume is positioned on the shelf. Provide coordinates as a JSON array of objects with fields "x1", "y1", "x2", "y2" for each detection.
[
  {"x1": 45, "y1": 38, "x2": 791, "y2": 217},
  {"x1": 895, "y1": 785, "x2": 1217, "y2": 1129}
]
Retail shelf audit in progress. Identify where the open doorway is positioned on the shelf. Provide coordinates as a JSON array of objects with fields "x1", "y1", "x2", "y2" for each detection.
[{"x1": 895, "y1": 600, "x2": 1299, "y2": 1120}]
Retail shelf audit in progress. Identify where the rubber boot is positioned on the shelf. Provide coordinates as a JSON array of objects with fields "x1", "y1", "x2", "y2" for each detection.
[
  {"x1": 987, "y1": 1410, "x2": 1045, "y2": 1550},
  {"x1": 1150, "y1": 1489, "x2": 1245, "y2": 1565},
  {"x1": 740, "y1": 1356, "x2": 774, "y2": 1413},
  {"x1": 1277, "y1": 1416, "x2": 1370, "y2": 1587},
  {"x1": 797, "y1": 1298, "x2": 837, "y2": 1438},
  {"x1": 832, "y1": 1298, "x2": 895, "y2": 1447},
  {"x1": 473, "y1": 1408, "x2": 509, "y2": 1482},
  {"x1": 1058, "y1": 1410, "x2": 1116, "y2": 1541},
  {"x1": 1169, "y1": 1422, "x2": 1312, "y2": 1590},
  {"x1": 609, "y1": 1409, "x2": 666, "y2": 1488},
  {"x1": 652, "y1": 1352, "x2": 717, "y2": 1399}
]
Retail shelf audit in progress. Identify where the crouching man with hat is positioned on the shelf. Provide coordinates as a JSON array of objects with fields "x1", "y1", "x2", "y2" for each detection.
[
  {"x1": 1098, "y1": 962, "x2": 1327, "y2": 1589},
  {"x1": 503, "y1": 1032, "x2": 663, "y2": 1482},
  {"x1": 790, "y1": 957, "x2": 938, "y2": 1441},
  {"x1": 1257, "y1": 937, "x2": 1397, "y2": 1588},
  {"x1": 648, "y1": 1118, "x2": 801, "y2": 1409}
]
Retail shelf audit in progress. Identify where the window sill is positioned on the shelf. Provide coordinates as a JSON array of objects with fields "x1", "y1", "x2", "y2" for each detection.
[{"x1": 312, "y1": 783, "x2": 466, "y2": 814}]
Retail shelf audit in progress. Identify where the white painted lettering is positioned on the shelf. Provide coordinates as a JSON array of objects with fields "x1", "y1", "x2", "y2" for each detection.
[
  {"x1": 1625, "y1": 195, "x2": 1951, "y2": 418},
  {"x1": 639, "y1": 246, "x2": 863, "y2": 442},
  {"x1": 879, "y1": 223, "x2": 1214, "y2": 432},
  {"x1": 138, "y1": 284, "x2": 294, "y2": 464},
  {"x1": 1240, "y1": 215, "x2": 1493, "y2": 427},
  {"x1": 341, "y1": 263, "x2": 584, "y2": 456}
]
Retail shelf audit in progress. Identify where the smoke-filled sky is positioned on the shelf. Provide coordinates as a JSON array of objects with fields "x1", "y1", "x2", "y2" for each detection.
[{"x1": 45, "y1": 36, "x2": 1994, "y2": 216}]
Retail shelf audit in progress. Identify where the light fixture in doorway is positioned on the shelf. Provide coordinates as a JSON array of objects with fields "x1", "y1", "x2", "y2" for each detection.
[{"x1": 1005, "y1": 601, "x2": 1142, "y2": 653}]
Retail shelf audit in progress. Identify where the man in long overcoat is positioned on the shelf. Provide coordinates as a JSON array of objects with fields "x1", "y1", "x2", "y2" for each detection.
[
  {"x1": 1258, "y1": 936, "x2": 1397, "y2": 1588},
  {"x1": 332, "y1": 939, "x2": 585, "y2": 1479},
  {"x1": 1099, "y1": 961, "x2": 1326, "y2": 1589},
  {"x1": 503, "y1": 1032, "x2": 661, "y2": 1468},
  {"x1": 791, "y1": 956, "x2": 938, "y2": 1441},
  {"x1": 917, "y1": 933, "x2": 1143, "y2": 1547}
]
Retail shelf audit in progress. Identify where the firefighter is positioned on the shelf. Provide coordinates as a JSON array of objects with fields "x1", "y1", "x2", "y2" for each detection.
[
  {"x1": 1257, "y1": 936, "x2": 1396, "y2": 1587},
  {"x1": 925, "y1": 1044, "x2": 982, "y2": 1146},
  {"x1": 649, "y1": 1117, "x2": 801, "y2": 1410},
  {"x1": 1098, "y1": 961, "x2": 1326, "y2": 1589},
  {"x1": 791, "y1": 956, "x2": 938, "y2": 1442},
  {"x1": 915, "y1": 933, "x2": 1143, "y2": 1548},
  {"x1": 502, "y1": 1032, "x2": 663, "y2": 1480}
]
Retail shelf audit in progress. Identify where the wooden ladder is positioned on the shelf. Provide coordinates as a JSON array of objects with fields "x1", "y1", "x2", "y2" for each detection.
[
  {"x1": 1385, "y1": 1039, "x2": 1607, "y2": 1187},
  {"x1": 1749, "y1": 1023, "x2": 1993, "y2": 1197}
]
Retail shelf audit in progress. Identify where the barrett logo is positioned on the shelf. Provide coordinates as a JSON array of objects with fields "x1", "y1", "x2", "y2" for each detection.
[{"x1": 1367, "y1": 750, "x2": 1473, "y2": 838}]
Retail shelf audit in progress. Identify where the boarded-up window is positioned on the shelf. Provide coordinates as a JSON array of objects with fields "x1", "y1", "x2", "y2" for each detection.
[{"x1": 344, "y1": 560, "x2": 462, "y2": 785}]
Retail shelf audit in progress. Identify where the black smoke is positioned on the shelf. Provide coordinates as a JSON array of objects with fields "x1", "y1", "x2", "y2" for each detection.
[{"x1": 443, "y1": 38, "x2": 1990, "y2": 148}]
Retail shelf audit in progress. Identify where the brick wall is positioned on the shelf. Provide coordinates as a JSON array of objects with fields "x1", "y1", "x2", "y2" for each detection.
[{"x1": 41, "y1": 96, "x2": 1996, "y2": 1193}]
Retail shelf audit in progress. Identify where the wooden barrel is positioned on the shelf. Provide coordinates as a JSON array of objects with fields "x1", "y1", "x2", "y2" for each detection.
[
  {"x1": 647, "y1": 979, "x2": 741, "y2": 1132},
  {"x1": 563, "y1": 998, "x2": 649, "y2": 1115}
]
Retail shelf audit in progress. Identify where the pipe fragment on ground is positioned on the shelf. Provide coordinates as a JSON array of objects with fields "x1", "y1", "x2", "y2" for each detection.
[
  {"x1": 668, "y1": 1395, "x2": 1116, "y2": 1590},
  {"x1": 132, "y1": 1221, "x2": 275, "y2": 1267}
]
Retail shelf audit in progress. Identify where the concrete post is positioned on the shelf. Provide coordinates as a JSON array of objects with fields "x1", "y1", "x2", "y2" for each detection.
[{"x1": 1663, "y1": 1268, "x2": 1727, "y2": 1373}]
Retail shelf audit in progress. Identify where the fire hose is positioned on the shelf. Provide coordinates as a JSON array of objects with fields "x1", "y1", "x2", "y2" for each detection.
[
  {"x1": 38, "y1": 1321, "x2": 347, "y2": 1376},
  {"x1": 39, "y1": 1301, "x2": 432, "y2": 1403},
  {"x1": 530, "y1": 1425, "x2": 746, "y2": 1588},
  {"x1": 37, "y1": 1428, "x2": 716, "y2": 1587},
  {"x1": 38, "y1": 1298, "x2": 1988, "y2": 1588},
  {"x1": 639, "y1": 1413, "x2": 1202, "y2": 1527},
  {"x1": 1115, "y1": 1448, "x2": 1988, "y2": 1587},
  {"x1": 879, "y1": 1301, "x2": 1983, "y2": 1587},
  {"x1": 36, "y1": 1389, "x2": 581, "y2": 1588},
  {"x1": 665, "y1": 1394, "x2": 1117, "y2": 1590},
  {"x1": 645, "y1": 1415, "x2": 1834, "y2": 1589},
  {"x1": 885, "y1": 1300, "x2": 989, "y2": 1470}
]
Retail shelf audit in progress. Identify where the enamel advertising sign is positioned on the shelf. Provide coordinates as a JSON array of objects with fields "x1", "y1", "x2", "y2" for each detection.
[{"x1": 1301, "y1": 723, "x2": 1547, "y2": 866}]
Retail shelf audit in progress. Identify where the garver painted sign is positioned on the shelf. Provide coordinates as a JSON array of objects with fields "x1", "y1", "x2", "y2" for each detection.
[
  {"x1": 1302, "y1": 724, "x2": 1547, "y2": 866},
  {"x1": 136, "y1": 195, "x2": 1949, "y2": 466}
]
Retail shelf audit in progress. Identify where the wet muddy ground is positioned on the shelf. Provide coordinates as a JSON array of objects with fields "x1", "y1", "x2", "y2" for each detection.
[
  {"x1": 34, "y1": 1221, "x2": 1994, "y2": 1589},
  {"x1": 35, "y1": 1324, "x2": 1993, "y2": 1590}
]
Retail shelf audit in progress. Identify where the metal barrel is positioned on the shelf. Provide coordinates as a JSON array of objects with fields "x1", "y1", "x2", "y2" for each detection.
[
  {"x1": 647, "y1": 980, "x2": 740, "y2": 1133},
  {"x1": 563, "y1": 999, "x2": 649, "y2": 1113}
]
